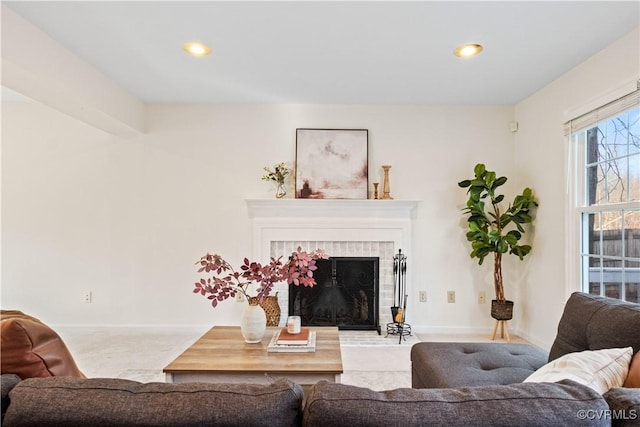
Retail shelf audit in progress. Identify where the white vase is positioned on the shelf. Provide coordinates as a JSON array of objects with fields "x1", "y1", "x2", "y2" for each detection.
[{"x1": 240, "y1": 302, "x2": 267, "y2": 343}]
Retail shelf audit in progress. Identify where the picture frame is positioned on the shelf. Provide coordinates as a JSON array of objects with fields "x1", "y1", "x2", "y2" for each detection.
[{"x1": 295, "y1": 128, "x2": 368, "y2": 199}]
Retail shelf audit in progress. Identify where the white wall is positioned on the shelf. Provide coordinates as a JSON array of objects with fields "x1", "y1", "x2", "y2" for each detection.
[
  {"x1": 2, "y1": 101, "x2": 517, "y2": 331},
  {"x1": 512, "y1": 27, "x2": 639, "y2": 347},
  {"x1": 3, "y1": 25, "x2": 636, "y2": 348}
]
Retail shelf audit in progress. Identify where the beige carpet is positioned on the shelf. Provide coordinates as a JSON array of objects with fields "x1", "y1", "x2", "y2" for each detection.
[{"x1": 58, "y1": 328, "x2": 521, "y2": 390}]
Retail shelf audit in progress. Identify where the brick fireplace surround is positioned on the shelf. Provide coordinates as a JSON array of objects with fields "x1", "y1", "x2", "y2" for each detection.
[{"x1": 246, "y1": 199, "x2": 419, "y2": 328}]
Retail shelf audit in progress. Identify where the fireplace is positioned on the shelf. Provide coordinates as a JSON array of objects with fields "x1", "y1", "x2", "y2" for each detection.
[
  {"x1": 246, "y1": 198, "x2": 419, "y2": 328},
  {"x1": 289, "y1": 257, "x2": 379, "y2": 332}
]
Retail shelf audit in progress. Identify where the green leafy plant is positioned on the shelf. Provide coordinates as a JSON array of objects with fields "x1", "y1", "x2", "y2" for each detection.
[
  {"x1": 261, "y1": 162, "x2": 290, "y2": 186},
  {"x1": 458, "y1": 164, "x2": 538, "y2": 303},
  {"x1": 262, "y1": 162, "x2": 290, "y2": 198}
]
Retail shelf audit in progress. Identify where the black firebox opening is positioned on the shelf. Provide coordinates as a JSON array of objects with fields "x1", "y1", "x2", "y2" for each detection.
[{"x1": 288, "y1": 257, "x2": 379, "y2": 332}]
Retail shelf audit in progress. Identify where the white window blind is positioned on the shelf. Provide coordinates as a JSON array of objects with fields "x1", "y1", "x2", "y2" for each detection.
[{"x1": 564, "y1": 84, "x2": 640, "y2": 135}]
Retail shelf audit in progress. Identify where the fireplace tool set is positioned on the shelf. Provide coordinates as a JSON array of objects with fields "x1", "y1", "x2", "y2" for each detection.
[{"x1": 387, "y1": 249, "x2": 411, "y2": 343}]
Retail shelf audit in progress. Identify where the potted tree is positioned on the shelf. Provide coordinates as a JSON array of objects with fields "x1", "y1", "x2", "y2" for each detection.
[{"x1": 458, "y1": 163, "x2": 538, "y2": 321}]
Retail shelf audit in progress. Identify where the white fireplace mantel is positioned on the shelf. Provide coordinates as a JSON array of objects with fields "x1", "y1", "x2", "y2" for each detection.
[
  {"x1": 245, "y1": 198, "x2": 420, "y2": 327},
  {"x1": 246, "y1": 198, "x2": 420, "y2": 262},
  {"x1": 246, "y1": 199, "x2": 420, "y2": 219}
]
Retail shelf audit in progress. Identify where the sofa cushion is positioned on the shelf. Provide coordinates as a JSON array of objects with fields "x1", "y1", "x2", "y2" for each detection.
[
  {"x1": 625, "y1": 350, "x2": 640, "y2": 388},
  {"x1": 303, "y1": 380, "x2": 609, "y2": 427},
  {"x1": 524, "y1": 347, "x2": 632, "y2": 394},
  {"x1": 603, "y1": 388, "x2": 640, "y2": 426},
  {"x1": 1, "y1": 374, "x2": 21, "y2": 421},
  {"x1": 0, "y1": 310, "x2": 85, "y2": 379},
  {"x1": 411, "y1": 342, "x2": 547, "y2": 388},
  {"x1": 3, "y1": 376, "x2": 303, "y2": 427},
  {"x1": 549, "y1": 293, "x2": 640, "y2": 362}
]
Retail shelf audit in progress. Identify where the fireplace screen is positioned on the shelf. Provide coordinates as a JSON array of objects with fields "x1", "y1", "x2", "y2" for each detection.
[{"x1": 289, "y1": 257, "x2": 379, "y2": 332}]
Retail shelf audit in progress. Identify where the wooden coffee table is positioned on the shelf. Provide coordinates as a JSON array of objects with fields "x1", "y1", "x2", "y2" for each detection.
[{"x1": 163, "y1": 326, "x2": 343, "y2": 386}]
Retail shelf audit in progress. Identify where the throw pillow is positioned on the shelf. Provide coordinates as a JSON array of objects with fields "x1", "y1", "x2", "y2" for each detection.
[
  {"x1": 624, "y1": 350, "x2": 640, "y2": 388},
  {"x1": 523, "y1": 347, "x2": 632, "y2": 394},
  {"x1": 0, "y1": 310, "x2": 85, "y2": 379}
]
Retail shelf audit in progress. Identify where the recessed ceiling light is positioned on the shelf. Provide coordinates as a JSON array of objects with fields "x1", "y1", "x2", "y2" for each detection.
[
  {"x1": 453, "y1": 43, "x2": 483, "y2": 58},
  {"x1": 183, "y1": 42, "x2": 211, "y2": 57}
]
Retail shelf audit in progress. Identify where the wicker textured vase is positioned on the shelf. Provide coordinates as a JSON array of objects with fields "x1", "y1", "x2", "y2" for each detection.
[
  {"x1": 490, "y1": 300, "x2": 514, "y2": 321},
  {"x1": 260, "y1": 293, "x2": 281, "y2": 327}
]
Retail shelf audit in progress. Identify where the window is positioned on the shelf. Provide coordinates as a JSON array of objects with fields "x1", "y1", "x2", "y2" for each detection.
[{"x1": 568, "y1": 92, "x2": 639, "y2": 303}]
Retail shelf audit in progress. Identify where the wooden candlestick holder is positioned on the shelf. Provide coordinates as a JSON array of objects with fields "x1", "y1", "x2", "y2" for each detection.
[{"x1": 381, "y1": 165, "x2": 393, "y2": 200}]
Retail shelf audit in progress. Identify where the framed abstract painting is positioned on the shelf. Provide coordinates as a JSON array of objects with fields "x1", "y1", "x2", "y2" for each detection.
[{"x1": 295, "y1": 128, "x2": 368, "y2": 199}]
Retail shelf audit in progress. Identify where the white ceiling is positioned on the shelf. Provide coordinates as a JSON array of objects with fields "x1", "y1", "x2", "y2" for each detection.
[{"x1": 4, "y1": 1, "x2": 639, "y2": 105}]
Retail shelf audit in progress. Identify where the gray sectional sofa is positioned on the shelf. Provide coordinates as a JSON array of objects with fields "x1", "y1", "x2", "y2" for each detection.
[
  {"x1": 1, "y1": 292, "x2": 639, "y2": 426},
  {"x1": 411, "y1": 292, "x2": 640, "y2": 425},
  {"x1": 0, "y1": 374, "x2": 617, "y2": 427},
  {"x1": 412, "y1": 292, "x2": 640, "y2": 389}
]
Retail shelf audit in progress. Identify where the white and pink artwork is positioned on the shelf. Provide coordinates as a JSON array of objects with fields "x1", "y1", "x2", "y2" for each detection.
[{"x1": 295, "y1": 129, "x2": 368, "y2": 199}]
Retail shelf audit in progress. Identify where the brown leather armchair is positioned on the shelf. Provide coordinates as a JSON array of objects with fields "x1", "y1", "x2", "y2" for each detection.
[{"x1": 1, "y1": 310, "x2": 85, "y2": 379}]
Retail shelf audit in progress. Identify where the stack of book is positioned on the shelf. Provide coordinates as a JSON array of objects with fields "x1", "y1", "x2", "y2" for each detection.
[{"x1": 267, "y1": 328, "x2": 316, "y2": 353}]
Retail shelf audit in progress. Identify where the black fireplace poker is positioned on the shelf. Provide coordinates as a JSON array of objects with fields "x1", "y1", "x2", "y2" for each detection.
[{"x1": 387, "y1": 249, "x2": 411, "y2": 343}]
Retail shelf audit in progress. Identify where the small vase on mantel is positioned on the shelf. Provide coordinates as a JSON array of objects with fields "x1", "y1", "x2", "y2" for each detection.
[
  {"x1": 241, "y1": 299, "x2": 267, "y2": 343},
  {"x1": 275, "y1": 183, "x2": 287, "y2": 199}
]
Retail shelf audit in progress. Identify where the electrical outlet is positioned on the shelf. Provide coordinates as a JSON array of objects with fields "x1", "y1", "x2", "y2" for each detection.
[
  {"x1": 447, "y1": 291, "x2": 455, "y2": 303},
  {"x1": 82, "y1": 291, "x2": 92, "y2": 303},
  {"x1": 419, "y1": 291, "x2": 427, "y2": 302},
  {"x1": 478, "y1": 291, "x2": 486, "y2": 304},
  {"x1": 236, "y1": 293, "x2": 245, "y2": 303}
]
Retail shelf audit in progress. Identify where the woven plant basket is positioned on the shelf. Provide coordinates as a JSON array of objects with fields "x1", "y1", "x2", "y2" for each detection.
[
  {"x1": 259, "y1": 293, "x2": 281, "y2": 327},
  {"x1": 491, "y1": 300, "x2": 514, "y2": 321}
]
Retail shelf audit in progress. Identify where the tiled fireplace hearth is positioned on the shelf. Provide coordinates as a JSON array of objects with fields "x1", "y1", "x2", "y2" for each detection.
[{"x1": 246, "y1": 199, "x2": 419, "y2": 328}]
